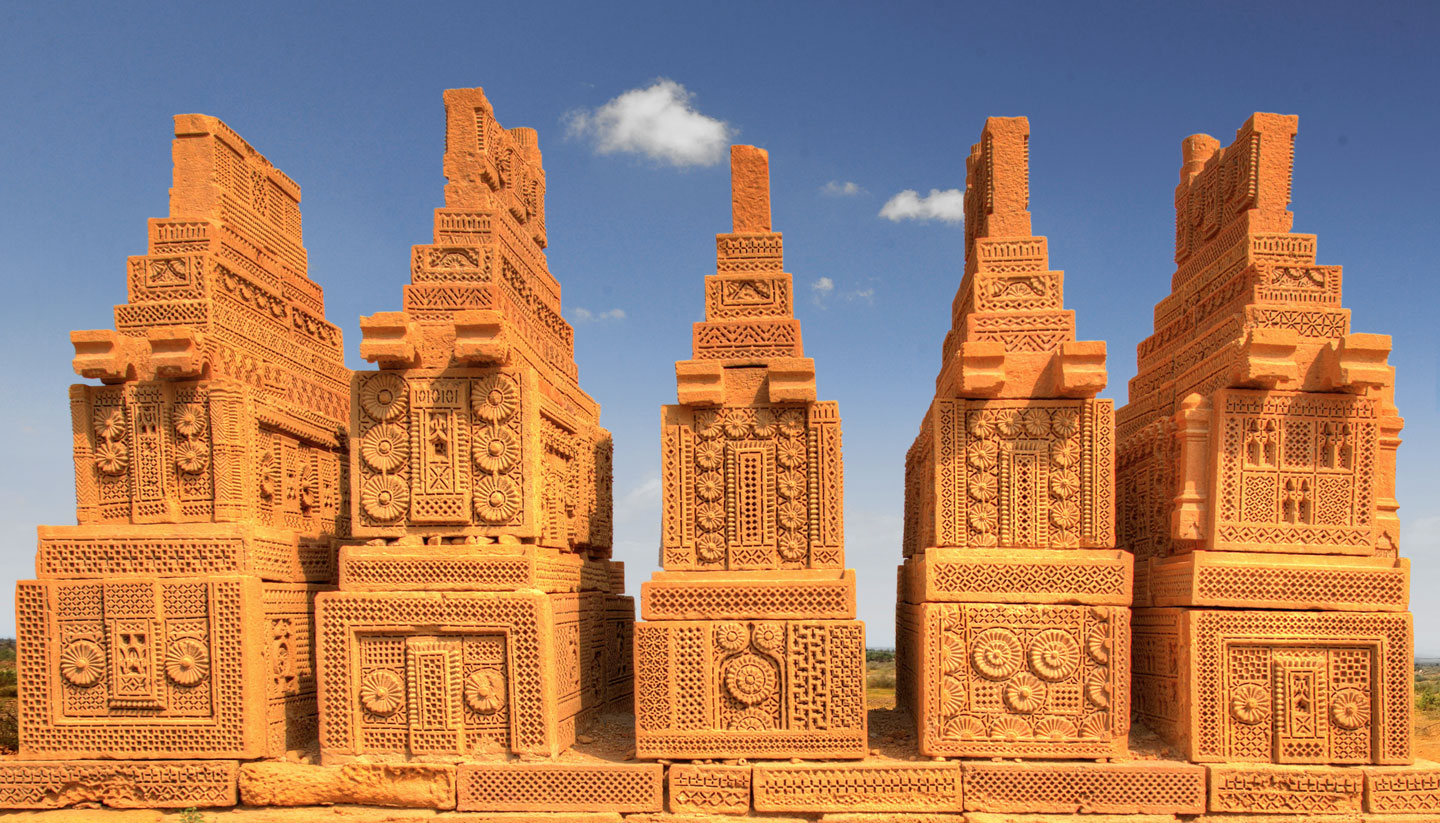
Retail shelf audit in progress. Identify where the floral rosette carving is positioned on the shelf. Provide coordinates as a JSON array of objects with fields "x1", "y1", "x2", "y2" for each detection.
[
  {"x1": 696, "y1": 441, "x2": 724, "y2": 470},
  {"x1": 362, "y1": 424, "x2": 408, "y2": 472},
  {"x1": 695, "y1": 471, "x2": 724, "y2": 502},
  {"x1": 751, "y1": 623, "x2": 784, "y2": 654},
  {"x1": 1330, "y1": 688, "x2": 1370, "y2": 730},
  {"x1": 1229, "y1": 683, "x2": 1270, "y2": 725},
  {"x1": 1029, "y1": 629, "x2": 1080, "y2": 682},
  {"x1": 1085, "y1": 668, "x2": 1112, "y2": 709},
  {"x1": 165, "y1": 638, "x2": 210, "y2": 686},
  {"x1": 59, "y1": 640, "x2": 104, "y2": 687},
  {"x1": 361, "y1": 475, "x2": 408, "y2": 522},
  {"x1": 942, "y1": 714, "x2": 985, "y2": 740},
  {"x1": 776, "y1": 408, "x2": 806, "y2": 438},
  {"x1": 777, "y1": 533, "x2": 806, "y2": 562},
  {"x1": 173, "y1": 404, "x2": 206, "y2": 438},
  {"x1": 696, "y1": 503, "x2": 725, "y2": 533},
  {"x1": 464, "y1": 668, "x2": 506, "y2": 714},
  {"x1": 360, "y1": 373, "x2": 408, "y2": 422},
  {"x1": 473, "y1": 428, "x2": 519, "y2": 473},
  {"x1": 776, "y1": 471, "x2": 804, "y2": 500},
  {"x1": 722, "y1": 409, "x2": 754, "y2": 439},
  {"x1": 174, "y1": 440, "x2": 209, "y2": 475},
  {"x1": 776, "y1": 440, "x2": 805, "y2": 469},
  {"x1": 472, "y1": 375, "x2": 518, "y2": 423},
  {"x1": 1003, "y1": 672, "x2": 1046, "y2": 713},
  {"x1": 474, "y1": 475, "x2": 521, "y2": 524},
  {"x1": 723, "y1": 654, "x2": 776, "y2": 706},
  {"x1": 751, "y1": 409, "x2": 778, "y2": 439},
  {"x1": 777, "y1": 501, "x2": 805, "y2": 532},
  {"x1": 96, "y1": 409, "x2": 127, "y2": 442},
  {"x1": 94, "y1": 440, "x2": 129, "y2": 476},
  {"x1": 1034, "y1": 716, "x2": 1077, "y2": 740},
  {"x1": 971, "y1": 628, "x2": 1023, "y2": 680},
  {"x1": 991, "y1": 715, "x2": 1031, "y2": 741},
  {"x1": 359, "y1": 669, "x2": 405, "y2": 717},
  {"x1": 696, "y1": 533, "x2": 725, "y2": 563},
  {"x1": 715, "y1": 622, "x2": 749, "y2": 653}
]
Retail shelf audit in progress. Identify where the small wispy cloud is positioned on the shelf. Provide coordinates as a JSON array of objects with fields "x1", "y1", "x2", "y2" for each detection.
[
  {"x1": 569, "y1": 307, "x2": 626, "y2": 323},
  {"x1": 564, "y1": 79, "x2": 733, "y2": 167},
  {"x1": 821, "y1": 180, "x2": 865, "y2": 196},
  {"x1": 844, "y1": 287, "x2": 875, "y2": 304},
  {"x1": 810, "y1": 277, "x2": 835, "y2": 307},
  {"x1": 879, "y1": 188, "x2": 966, "y2": 223}
]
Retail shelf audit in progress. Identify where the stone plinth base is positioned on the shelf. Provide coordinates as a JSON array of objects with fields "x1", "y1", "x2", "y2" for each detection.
[
  {"x1": 0, "y1": 759, "x2": 238, "y2": 809},
  {"x1": 1132, "y1": 607, "x2": 1413, "y2": 765},
  {"x1": 239, "y1": 761, "x2": 456, "y2": 808},
  {"x1": 752, "y1": 760, "x2": 962, "y2": 813},
  {"x1": 633, "y1": 618, "x2": 867, "y2": 760},
  {"x1": 1141, "y1": 550, "x2": 1409, "y2": 612},
  {"x1": 962, "y1": 760, "x2": 1205, "y2": 814},
  {"x1": 457, "y1": 762, "x2": 663, "y2": 812}
]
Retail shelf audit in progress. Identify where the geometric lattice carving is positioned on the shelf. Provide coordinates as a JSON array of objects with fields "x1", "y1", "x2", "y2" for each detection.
[
  {"x1": 456, "y1": 763, "x2": 662, "y2": 813},
  {"x1": 0, "y1": 760, "x2": 239, "y2": 809},
  {"x1": 751, "y1": 761, "x2": 962, "y2": 813},
  {"x1": 961, "y1": 761, "x2": 1206, "y2": 815}
]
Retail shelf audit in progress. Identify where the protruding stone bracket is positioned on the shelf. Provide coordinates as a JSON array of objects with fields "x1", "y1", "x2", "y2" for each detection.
[
  {"x1": 1171, "y1": 392, "x2": 1211, "y2": 543},
  {"x1": 950, "y1": 340, "x2": 1007, "y2": 397},
  {"x1": 766, "y1": 357, "x2": 817, "y2": 404},
  {"x1": 452, "y1": 309, "x2": 509, "y2": 365},
  {"x1": 1054, "y1": 340, "x2": 1108, "y2": 397},
  {"x1": 1231, "y1": 327, "x2": 1299, "y2": 388},
  {"x1": 675, "y1": 360, "x2": 725, "y2": 406},
  {"x1": 71, "y1": 329, "x2": 133, "y2": 383},
  {"x1": 147, "y1": 326, "x2": 205, "y2": 379},
  {"x1": 359, "y1": 311, "x2": 420, "y2": 368},
  {"x1": 1319, "y1": 332, "x2": 1392, "y2": 393}
]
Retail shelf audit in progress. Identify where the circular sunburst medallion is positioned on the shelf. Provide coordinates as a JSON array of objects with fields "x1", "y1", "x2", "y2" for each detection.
[
  {"x1": 776, "y1": 409, "x2": 806, "y2": 438},
  {"x1": 695, "y1": 441, "x2": 724, "y2": 470},
  {"x1": 696, "y1": 533, "x2": 725, "y2": 563},
  {"x1": 360, "y1": 373, "x2": 408, "y2": 422},
  {"x1": 991, "y1": 715, "x2": 1031, "y2": 741},
  {"x1": 968, "y1": 472, "x2": 997, "y2": 502},
  {"x1": 165, "y1": 638, "x2": 211, "y2": 686},
  {"x1": 727, "y1": 710, "x2": 773, "y2": 731},
  {"x1": 943, "y1": 714, "x2": 985, "y2": 740},
  {"x1": 1230, "y1": 683, "x2": 1270, "y2": 726},
  {"x1": 967, "y1": 410, "x2": 998, "y2": 440},
  {"x1": 463, "y1": 668, "x2": 506, "y2": 714},
  {"x1": 1004, "y1": 672, "x2": 1047, "y2": 714},
  {"x1": 1330, "y1": 688, "x2": 1370, "y2": 730},
  {"x1": 777, "y1": 533, "x2": 807, "y2": 562},
  {"x1": 471, "y1": 375, "x2": 518, "y2": 423},
  {"x1": 96, "y1": 409, "x2": 127, "y2": 441},
  {"x1": 695, "y1": 472, "x2": 724, "y2": 502},
  {"x1": 696, "y1": 503, "x2": 725, "y2": 533},
  {"x1": 722, "y1": 409, "x2": 754, "y2": 439},
  {"x1": 173, "y1": 404, "x2": 207, "y2": 438},
  {"x1": 1050, "y1": 441, "x2": 1079, "y2": 469},
  {"x1": 971, "y1": 628, "x2": 1023, "y2": 680},
  {"x1": 777, "y1": 501, "x2": 805, "y2": 531},
  {"x1": 473, "y1": 428, "x2": 519, "y2": 473},
  {"x1": 59, "y1": 640, "x2": 104, "y2": 688},
  {"x1": 968, "y1": 503, "x2": 999, "y2": 536},
  {"x1": 1050, "y1": 471, "x2": 1080, "y2": 500},
  {"x1": 1086, "y1": 669, "x2": 1112, "y2": 709},
  {"x1": 940, "y1": 635, "x2": 966, "y2": 675},
  {"x1": 1020, "y1": 408, "x2": 1051, "y2": 438},
  {"x1": 1086, "y1": 625, "x2": 1112, "y2": 665},
  {"x1": 715, "y1": 622, "x2": 749, "y2": 653},
  {"x1": 750, "y1": 409, "x2": 778, "y2": 439},
  {"x1": 473, "y1": 475, "x2": 521, "y2": 524},
  {"x1": 751, "y1": 623, "x2": 784, "y2": 654},
  {"x1": 361, "y1": 424, "x2": 408, "y2": 472},
  {"x1": 175, "y1": 440, "x2": 209, "y2": 475},
  {"x1": 359, "y1": 669, "x2": 405, "y2": 717},
  {"x1": 1051, "y1": 409, "x2": 1079, "y2": 439},
  {"x1": 723, "y1": 654, "x2": 777, "y2": 706},
  {"x1": 1033, "y1": 716, "x2": 1077, "y2": 741},
  {"x1": 776, "y1": 440, "x2": 805, "y2": 469},
  {"x1": 694, "y1": 409, "x2": 723, "y2": 439},
  {"x1": 776, "y1": 471, "x2": 804, "y2": 500},
  {"x1": 1050, "y1": 501, "x2": 1081, "y2": 532},
  {"x1": 1080, "y1": 713, "x2": 1110, "y2": 739},
  {"x1": 1029, "y1": 630, "x2": 1081, "y2": 682},
  {"x1": 939, "y1": 675, "x2": 966, "y2": 716},
  {"x1": 361, "y1": 475, "x2": 409, "y2": 522},
  {"x1": 95, "y1": 440, "x2": 129, "y2": 476},
  {"x1": 967, "y1": 439, "x2": 999, "y2": 472}
]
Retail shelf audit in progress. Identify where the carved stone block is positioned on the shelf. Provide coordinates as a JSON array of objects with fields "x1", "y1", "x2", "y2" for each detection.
[
  {"x1": 903, "y1": 398, "x2": 1114, "y2": 556},
  {"x1": 1364, "y1": 764, "x2": 1440, "y2": 814},
  {"x1": 17, "y1": 577, "x2": 322, "y2": 760},
  {"x1": 1207, "y1": 763, "x2": 1364, "y2": 814},
  {"x1": 1145, "y1": 550, "x2": 1408, "y2": 611},
  {"x1": 641, "y1": 570, "x2": 855, "y2": 621},
  {"x1": 751, "y1": 761, "x2": 962, "y2": 813},
  {"x1": 455, "y1": 763, "x2": 662, "y2": 813},
  {"x1": 0, "y1": 760, "x2": 238, "y2": 809},
  {"x1": 903, "y1": 548, "x2": 1132, "y2": 605},
  {"x1": 37, "y1": 523, "x2": 335, "y2": 584},
  {"x1": 338, "y1": 543, "x2": 615, "y2": 593},
  {"x1": 960, "y1": 760, "x2": 1206, "y2": 814},
  {"x1": 911, "y1": 602, "x2": 1129, "y2": 759},
  {"x1": 633, "y1": 619, "x2": 866, "y2": 759},
  {"x1": 667, "y1": 763, "x2": 751, "y2": 815},
  {"x1": 1132, "y1": 608, "x2": 1412, "y2": 765},
  {"x1": 317, "y1": 589, "x2": 623, "y2": 761}
]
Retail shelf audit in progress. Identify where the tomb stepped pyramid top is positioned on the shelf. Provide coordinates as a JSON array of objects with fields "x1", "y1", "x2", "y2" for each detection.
[
  {"x1": 70, "y1": 114, "x2": 350, "y2": 438},
  {"x1": 1123, "y1": 112, "x2": 1394, "y2": 428},
  {"x1": 936, "y1": 116, "x2": 1106, "y2": 400},
  {"x1": 675, "y1": 145, "x2": 818, "y2": 407},
  {"x1": 358, "y1": 86, "x2": 596, "y2": 422}
]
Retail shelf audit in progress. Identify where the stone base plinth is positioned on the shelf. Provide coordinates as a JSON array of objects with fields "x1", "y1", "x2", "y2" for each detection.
[
  {"x1": 457, "y1": 762, "x2": 663, "y2": 812},
  {"x1": 1142, "y1": 550, "x2": 1408, "y2": 612},
  {"x1": 0, "y1": 759, "x2": 238, "y2": 809}
]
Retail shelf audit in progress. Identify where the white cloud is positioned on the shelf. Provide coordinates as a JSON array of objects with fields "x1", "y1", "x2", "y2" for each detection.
[
  {"x1": 569, "y1": 307, "x2": 626, "y2": 323},
  {"x1": 565, "y1": 79, "x2": 733, "y2": 167},
  {"x1": 879, "y1": 188, "x2": 966, "y2": 223},
  {"x1": 844, "y1": 287, "x2": 875, "y2": 304},
  {"x1": 821, "y1": 180, "x2": 864, "y2": 196},
  {"x1": 810, "y1": 277, "x2": 835, "y2": 307}
]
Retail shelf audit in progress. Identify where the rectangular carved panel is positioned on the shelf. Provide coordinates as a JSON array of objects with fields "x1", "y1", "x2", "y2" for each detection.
[
  {"x1": 907, "y1": 548, "x2": 1131, "y2": 605},
  {"x1": 668, "y1": 763, "x2": 751, "y2": 815},
  {"x1": 456, "y1": 763, "x2": 662, "y2": 813},
  {"x1": 916, "y1": 602, "x2": 1129, "y2": 759},
  {"x1": 641, "y1": 571, "x2": 855, "y2": 621},
  {"x1": 751, "y1": 761, "x2": 962, "y2": 813},
  {"x1": 0, "y1": 760, "x2": 238, "y2": 809},
  {"x1": 1207, "y1": 763, "x2": 1364, "y2": 814},
  {"x1": 633, "y1": 619, "x2": 865, "y2": 759}
]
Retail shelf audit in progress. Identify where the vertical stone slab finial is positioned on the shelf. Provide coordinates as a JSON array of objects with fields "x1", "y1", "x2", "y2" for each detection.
[{"x1": 731, "y1": 145, "x2": 771, "y2": 233}]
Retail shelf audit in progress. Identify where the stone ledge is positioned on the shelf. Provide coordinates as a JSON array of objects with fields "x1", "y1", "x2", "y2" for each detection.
[
  {"x1": 962, "y1": 760, "x2": 1206, "y2": 815},
  {"x1": 239, "y1": 762, "x2": 456, "y2": 809}
]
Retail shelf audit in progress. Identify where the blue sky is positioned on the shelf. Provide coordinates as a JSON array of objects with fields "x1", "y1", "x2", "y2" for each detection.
[{"x1": 1, "y1": 2, "x2": 1436, "y2": 650}]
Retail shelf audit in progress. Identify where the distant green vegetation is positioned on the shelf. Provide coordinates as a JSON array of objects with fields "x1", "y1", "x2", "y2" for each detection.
[
  {"x1": 1417, "y1": 664, "x2": 1440, "y2": 712},
  {"x1": 866, "y1": 648, "x2": 895, "y2": 664}
]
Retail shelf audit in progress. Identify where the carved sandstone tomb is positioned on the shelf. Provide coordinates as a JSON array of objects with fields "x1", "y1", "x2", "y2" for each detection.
[
  {"x1": 634, "y1": 145, "x2": 866, "y2": 760},
  {"x1": 316, "y1": 87, "x2": 632, "y2": 766},
  {"x1": 895, "y1": 117, "x2": 1131, "y2": 760},
  {"x1": 1119, "y1": 113, "x2": 1412, "y2": 772},
  {"x1": 6, "y1": 114, "x2": 348, "y2": 807}
]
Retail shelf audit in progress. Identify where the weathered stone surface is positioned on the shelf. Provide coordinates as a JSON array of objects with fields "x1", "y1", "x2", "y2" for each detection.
[
  {"x1": 239, "y1": 762, "x2": 456, "y2": 809},
  {"x1": 752, "y1": 761, "x2": 961, "y2": 812},
  {"x1": 962, "y1": 760, "x2": 1205, "y2": 815},
  {"x1": 666, "y1": 763, "x2": 750, "y2": 815},
  {"x1": 455, "y1": 762, "x2": 662, "y2": 812},
  {"x1": 0, "y1": 759, "x2": 238, "y2": 809},
  {"x1": 1364, "y1": 763, "x2": 1440, "y2": 813},
  {"x1": 1207, "y1": 762, "x2": 1364, "y2": 814}
]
